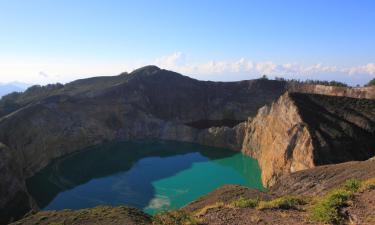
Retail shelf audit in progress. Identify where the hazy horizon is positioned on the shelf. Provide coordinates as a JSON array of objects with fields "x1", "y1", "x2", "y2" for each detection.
[{"x1": 1, "y1": 0, "x2": 374, "y2": 85}]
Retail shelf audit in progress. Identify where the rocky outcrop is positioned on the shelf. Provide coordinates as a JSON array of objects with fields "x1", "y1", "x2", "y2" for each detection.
[
  {"x1": 242, "y1": 92, "x2": 375, "y2": 187},
  {"x1": 242, "y1": 93, "x2": 315, "y2": 187},
  {"x1": 195, "y1": 122, "x2": 247, "y2": 150}
]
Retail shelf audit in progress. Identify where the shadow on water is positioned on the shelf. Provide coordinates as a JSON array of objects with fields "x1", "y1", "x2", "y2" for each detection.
[{"x1": 26, "y1": 140, "x2": 242, "y2": 211}]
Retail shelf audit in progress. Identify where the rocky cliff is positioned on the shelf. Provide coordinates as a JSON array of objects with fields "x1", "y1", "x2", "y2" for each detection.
[
  {"x1": 242, "y1": 92, "x2": 375, "y2": 187},
  {"x1": 289, "y1": 83, "x2": 375, "y2": 99}
]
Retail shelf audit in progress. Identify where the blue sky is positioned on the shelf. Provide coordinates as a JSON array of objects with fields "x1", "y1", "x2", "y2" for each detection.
[{"x1": 0, "y1": 0, "x2": 374, "y2": 85}]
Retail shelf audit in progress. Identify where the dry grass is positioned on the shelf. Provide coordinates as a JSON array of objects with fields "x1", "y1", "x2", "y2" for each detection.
[
  {"x1": 229, "y1": 197, "x2": 258, "y2": 208},
  {"x1": 194, "y1": 202, "x2": 225, "y2": 217},
  {"x1": 257, "y1": 196, "x2": 306, "y2": 210},
  {"x1": 359, "y1": 177, "x2": 375, "y2": 192}
]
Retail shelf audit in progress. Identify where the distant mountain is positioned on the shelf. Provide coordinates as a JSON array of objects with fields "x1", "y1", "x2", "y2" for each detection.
[{"x1": 0, "y1": 82, "x2": 30, "y2": 98}]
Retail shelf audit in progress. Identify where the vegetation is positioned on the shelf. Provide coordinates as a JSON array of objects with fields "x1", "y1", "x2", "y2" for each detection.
[
  {"x1": 343, "y1": 178, "x2": 361, "y2": 192},
  {"x1": 192, "y1": 178, "x2": 373, "y2": 224},
  {"x1": 309, "y1": 179, "x2": 365, "y2": 224},
  {"x1": 230, "y1": 197, "x2": 258, "y2": 208},
  {"x1": 194, "y1": 202, "x2": 225, "y2": 217},
  {"x1": 260, "y1": 74, "x2": 268, "y2": 80},
  {"x1": 310, "y1": 189, "x2": 353, "y2": 224},
  {"x1": 0, "y1": 83, "x2": 64, "y2": 117},
  {"x1": 274, "y1": 76, "x2": 349, "y2": 87},
  {"x1": 257, "y1": 196, "x2": 305, "y2": 210},
  {"x1": 153, "y1": 210, "x2": 201, "y2": 225},
  {"x1": 359, "y1": 177, "x2": 375, "y2": 192},
  {"x1": 365, "y1": 78, "x2": 375, "y2": 87}
]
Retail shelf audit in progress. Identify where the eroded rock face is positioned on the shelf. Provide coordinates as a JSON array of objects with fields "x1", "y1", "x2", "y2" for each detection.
[
  {"x1": 242, "y1": 92, "x2": 375, "y2": 187},
  {"x1": 242, "y1": 93, "x2": 315, "y2": 187}
]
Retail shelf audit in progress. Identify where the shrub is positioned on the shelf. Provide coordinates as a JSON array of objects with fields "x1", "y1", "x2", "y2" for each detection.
[
  {"x1": 343, "y1": 179, "x2": 361, "y2": 193},
  {"x1": 366, "y1": 78, "x2": 375, "y2": 87},
  {"x1": 257, "y1": 196, "x2": 305, "y2": 210},
  {"x1": 230, "y1": 197, "x2": 258, "y2": 208},
  {"x1": 310, "y1": 189, "x2": 353, "y2": 224},
  {"x1": 153, "y1": 210, "x2": 200, "y2": 225}
]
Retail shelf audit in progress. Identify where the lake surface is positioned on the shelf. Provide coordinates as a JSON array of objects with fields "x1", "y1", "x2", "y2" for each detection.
[{"x1": 27, "y1": 141, "x2": 263, "y2": 215}]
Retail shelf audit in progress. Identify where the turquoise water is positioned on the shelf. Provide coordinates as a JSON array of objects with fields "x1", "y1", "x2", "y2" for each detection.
[{"x1": 26, "y1": 141, "x2": 263, "y2": 215}]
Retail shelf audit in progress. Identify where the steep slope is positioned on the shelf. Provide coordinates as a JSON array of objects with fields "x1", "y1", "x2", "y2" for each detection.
[
  {"x1": 242, "y1": 92, "x2": 375, "y2": 187},
  {"x1": 271, "y1": 157, "x2": 375, "y2": 196}
]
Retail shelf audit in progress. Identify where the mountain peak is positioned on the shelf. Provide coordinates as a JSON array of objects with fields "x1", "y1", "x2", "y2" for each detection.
[{"x1": 130, "y1": 65, "x2": 161, "y2": 76}]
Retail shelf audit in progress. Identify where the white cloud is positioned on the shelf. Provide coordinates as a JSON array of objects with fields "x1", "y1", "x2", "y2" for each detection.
[
  {"x1": 346, "y1": 63, "x2": 375, "y2": 75},
  {"x1": 152, "y1": 53, "x2": 374, "y2": 84},
  {"x1": 39, "y1": 71, "x2": 49, "y2": 78},
  {"x1": 154, "y1": 52, "x2": 185, "y2": 68},
  {"x1": 0, "y1": 52, "x2": 374, "y2": 85}
]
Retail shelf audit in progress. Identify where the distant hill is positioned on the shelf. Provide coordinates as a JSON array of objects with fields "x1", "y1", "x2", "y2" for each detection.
[{"x1": 0, "y1": 82, "x2": 30, "y2": 98}]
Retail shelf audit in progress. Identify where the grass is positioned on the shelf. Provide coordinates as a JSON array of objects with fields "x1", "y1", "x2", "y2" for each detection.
[
  {"x1": 359, "y1": 177, "x2": 375, "y2": 192},
  {"x1": 48, "y1": 222, "x2": 65, "y2": 225},
  {"x1": 153, "y1": 210, "x2": 201, "y2": 225},
  {"x1": 310, "y1": 189, "x2": 353, "y2": 224},
  {"x1": 257, "y1": 196, "x2": 305, "y2": 210},
  {"x1": 194, "y1": 202, "x2": 225, "y2": 217},
  {"x1": 343, "y1": 178, "x2": 361, "y2": 192},
  {"x1": 309, "y1": 178, "x2": 372, "y2": 224},
  {"x1": 192, "y1": 179, "x2": 372, "y2": 224},
  {"x1": 230, "y1": 197, "x2": 258, "y2": 208}
]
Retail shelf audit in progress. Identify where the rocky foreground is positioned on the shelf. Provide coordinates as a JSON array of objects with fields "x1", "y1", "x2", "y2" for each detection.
[{"x1": 0, "y1": 66, "x2": 374, "y2": 224}]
